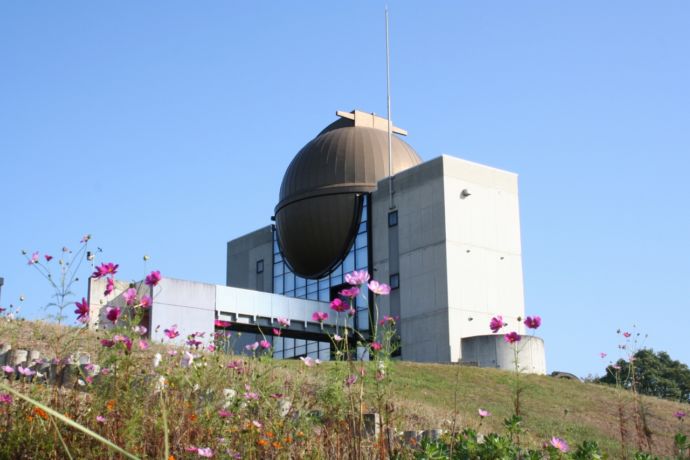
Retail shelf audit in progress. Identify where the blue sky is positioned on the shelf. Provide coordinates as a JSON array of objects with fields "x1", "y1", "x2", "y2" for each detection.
[{"x1": 1, "y1": 1, "x2": 688, "y2": 378}]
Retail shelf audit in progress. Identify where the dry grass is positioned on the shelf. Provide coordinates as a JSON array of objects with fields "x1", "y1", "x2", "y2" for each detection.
[{"x1": 2, "y1": 320, "x2": 687, "y2": 458}]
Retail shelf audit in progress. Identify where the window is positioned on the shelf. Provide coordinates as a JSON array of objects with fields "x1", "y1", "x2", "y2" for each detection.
[
  {"x1": 256, "y1": 259, "x2": 264, "y2": 274},
  {"x1": 390, "y1": 273, "x2": 400, "y2": 290},
  {"x1": 388, "y1": 210, "x2": 398, "y2": 227}
]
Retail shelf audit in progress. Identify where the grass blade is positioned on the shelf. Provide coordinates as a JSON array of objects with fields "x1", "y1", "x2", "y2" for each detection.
[{"x1": 0, "y1": 382, "x2": 140, "y2": 460}]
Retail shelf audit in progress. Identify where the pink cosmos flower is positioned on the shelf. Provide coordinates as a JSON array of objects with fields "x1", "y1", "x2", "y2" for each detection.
[
  {"x1": 28, "y1": 251, "x2": 39, "y2": 265},
  {"x1": 259, "y1": 340, "x2": 271, "y2": 349},
  {"x1": 123, "y1": 288, "x2": 137, "y2": 306},
  {"x1": 623, "y1": 332, "x2": 631, "y2": 338},
  {"x1": 550, "y1": 437, "x2": 569, "y2": 453},
  {"x1": 245, "y1": 342, "x2": 259, "y2": 352},
  {"x1": 379, "y1": 315, "x2": 396, "y2": 326},
  {"x1": 330, "y1": 298, "x2": 349, "y2": 313},
  {"x1": 339, "y1": 286, "x2": 360, "y2": 297},
  {"x1": 104, "y1": 277, "x2": 115, "y2": 296},
  {"x1": 345, "y1": 270, "x2": 370, "y2": 286},
  {"x1": 612, "y1": 364, "x2": 621, "y2": 370},
  {"x1": 164, "y1": 325, "x2": 180, "y2": 339},
  {"x1": 44, "y1": 254, "x2": 53, "y2": 262},
  {"x1": 252, "y1": 420, "x2": 263, "y2": 429},
  {"x1": 277, "y1": 317, "x2": 290, "y2": 327},
  {"x1": 17, "y1": 366, "x2": 36, "y2": 377},
  {"x1": 181, "y1": 351, "x2": 195, "y2": 367},
  {"x1": 138, "y1": 339, "x2": 149, "y2": 350},
  {"x1": 345, "y1": 375, "x2": 357, "y2": 386},
  {"x1": 348, "y1": 307, "x2": 356, "y2": 317},
  {"x1": 244, "y1": 391, "x2": 259, "y2": 400},
  {"x1": 675, "y1": 410, "x2": 686, "y2": 420},
  {"x1": 106, "y1": 306, "x2": 121, "y2": 323},
  {"x1": 312, "y1": 311, "x2": 329, "y2": 322},
  {"x1": 92, "y1": 262, "x2": 119, "y2": 279},
  {"x1": 478, "y1": 408, "x2": 491, "y2": 418},
  {"x1": 133, "y1": 325, "x2": 147, "y2": 335},
  {"x1": 80, "y1": 234, "x2": 91, "y2": 243},
  {"x1": 2, "y1": 365, "x2": 14, "y2": 374},
  {"x1": 74, "y1": 298, "x2": 89, "y2": 323},
  {"x1": 272, "y1": 328, "x2": 281, "y2": 336},
  {"x1": 0, "y1": 394, "x2": 12, "y2": 405},
  {"x1": 371, "y1": 342, "x2": 383, "y2": 351},
  {"x1": 600, "y1": 352, "x2": 607, "y2": 359},
  {"x1": 196, "y1": 447, "x2": 213, "y2": 458},
  {"x1": 96, "y1": 415, "x2": 106, "y2": 423},
  {"x1": 207, "y1": 344, "x2": 216, "y2": 352},
  {"x1": 490, "y1": 315, "x2": 505, "y2": 333},
  {"x1": 145, "y1": 270, "x2": 162, "y2": 286},
  {"x1": 218, "y1": 409, "x2": 232, "y2": 418},
  {"x1": 368, "y1": 280, "x2": 391, "y2": 295},
  {"x1": 524, "y1": 315, "x2": 541, "y2": 329},
  {"x1": 504, "y1": 331, "x2": 521, "y2": 344},
  {"x1": 333, "y1": 334, "x2": 343, "y2": 342},
  {"x1": 140, "y1": 295, "x2": 152, "y2": 308},
  {"x1": 100, "y1": 339, "x2": 115, "y2": 348},
  {"x1": 300, "y1": 356, "x2": 321, "y2": 367},
  {"x1": 214, "y1": 319, "x2": 232, "y2": 328},
  {"x1": 113, "y1": 335, "x2": 132, "y2": 351}
]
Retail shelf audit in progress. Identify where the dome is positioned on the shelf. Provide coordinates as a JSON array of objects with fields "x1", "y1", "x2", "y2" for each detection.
[{"x1": 275, "y1": 110, "x2": 422, "y2": 279}]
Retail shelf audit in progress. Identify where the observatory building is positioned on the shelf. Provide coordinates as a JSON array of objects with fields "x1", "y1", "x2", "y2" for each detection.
[
  {"x1": 87, "y1": 109, "x2": 546, "y2": 373},
  {"x1": 226, "y1": 110, "x2": 545, "y2": 372}
]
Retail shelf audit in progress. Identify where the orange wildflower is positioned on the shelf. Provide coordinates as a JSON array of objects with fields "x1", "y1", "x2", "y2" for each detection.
[
  {"x1": 188, "y1": 413, "x2": 197, "y2": 422},
  {"x1": 168, "y1": 456, "x2": 176, "y2": 460},
  {"x1": 33, "y1": 407, "x2": 49, "y2": 420},
  {"x1": 272, "y1": 441, "x2": 282, "y2": 449},
  {"x1": 284, "y1": 435, "x2": 293, "y2": 444},
  {"x1": 257, "y1": 439, "x2": 269, "y2": 447},
  {"x1": 265, "y1": 431, "x2": 274, "y2": 438},
  {"x1": 106, "y1": 400, "x2": 116, "y2": 412}
]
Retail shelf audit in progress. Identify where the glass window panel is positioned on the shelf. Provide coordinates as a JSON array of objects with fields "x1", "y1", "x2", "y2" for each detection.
[
  {"x1": 307, "y1": 281, "x2": 318, "y2": 293},
  {"x1": 296, "y1": 276, "x2": 306, "y2": 288},
  {"x1": 318, "y1": 289, "x2": 329, "y2": 301},
  {"x1": 357, "y1": 309, "x2": 369, "y2": 331},
  {"x1": 284, "y1": 272, "x2": 295, "y2": 291},
  {"x1": 307, "y1": 291, "x2": 318, "y2": 300},
  {"x1": 274, "y1": 261, "x2": 284, "y2": 276},
  {"x1": 274, "y1": 337, "x2": 283, "y2": 352},
  {"x1": 273, "y1": 277, "x2": 283, "y2": 294},
  {"x1": 331, "y1": 264, "x2": 342, "y2": 277},
  {"x1": 318, "y1": 279, "x2": 329, "y2": 290},
  {"x1": 307, "y1": 341, "x2": 318, "y2": 354},
  {"x1": 358, "y1": 222, "x2": 367, "y2": 234},
  {"x1": 319, "y1": 347, "x2": 331, "y2": 361},
  {"x1": 273, "y1": 350, "x2": 283, "y2": 359},
  {"x1": 342, "y1": 252, "x2": 355, "y2": 274},
  {"x1": 355, "y1": 248, "x2": 368, "y2": 268},
  {"x1": 296, "y1": 287, "x2": 306, "y2": 298},
  {"x1": 285, "y1": 290, "x2": 294, "y2": 297},
  {"x1": 356, "y1": 293, "x2": 368, "y2": 309},
  {"x1": 355, "y1": 232, "x2": 366, "y2": 249}
]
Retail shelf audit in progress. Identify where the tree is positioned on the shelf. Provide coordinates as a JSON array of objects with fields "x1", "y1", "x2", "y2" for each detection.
[{"x1": 599, "y1": 349, "x2": 690, "y2": 402}]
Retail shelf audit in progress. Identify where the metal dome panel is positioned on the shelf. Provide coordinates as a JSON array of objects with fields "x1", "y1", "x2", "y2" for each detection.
[{"x1": 274, "y1": 110, "x2": 422, "y2": 279}]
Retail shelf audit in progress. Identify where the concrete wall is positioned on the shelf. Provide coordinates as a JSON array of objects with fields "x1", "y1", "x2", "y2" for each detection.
[
  {"x1": 372, "y1": 157, "x2": 450, "y2": 362},
  {"x1": 461, "y1": 334, "x2": 546, "y2": 374},
  {"x1": 371, "y1": 155, "x2": 532, "y2": 365},
  {"x1": 227, "y1": 225, "x2": 273, "y2": 292},
  {"x1": 150, "y1": 278, "x2": 216, "y2": 345}
]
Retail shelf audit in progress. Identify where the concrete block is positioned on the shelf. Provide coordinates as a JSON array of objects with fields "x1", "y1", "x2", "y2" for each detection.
[{"x1": 363, "y1": 412, "x2": 380, "y2": 438}]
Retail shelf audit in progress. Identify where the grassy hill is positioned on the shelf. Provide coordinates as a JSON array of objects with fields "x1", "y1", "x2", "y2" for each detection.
[{"x1": 2, "y1": 319, "x2": 687, "y2": 458}]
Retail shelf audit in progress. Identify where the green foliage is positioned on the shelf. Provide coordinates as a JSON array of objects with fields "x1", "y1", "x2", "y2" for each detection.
[{"x1": 599, "y1": 349, "x2": 690, "y2": 402}]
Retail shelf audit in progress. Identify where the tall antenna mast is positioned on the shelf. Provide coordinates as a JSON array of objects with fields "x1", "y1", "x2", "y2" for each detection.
[{"x1": 385, "y1": 6, "x2": 394, "y2": 210}]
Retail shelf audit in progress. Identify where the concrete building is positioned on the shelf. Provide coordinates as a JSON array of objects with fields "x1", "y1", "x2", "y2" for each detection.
[
  {"x1": 86, "y1": 109, "x2": 546, "y2": 373},
  {"x1": 226, "y1": 110, "x2": 546, "y2": 372}
]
